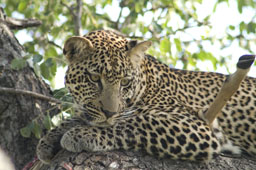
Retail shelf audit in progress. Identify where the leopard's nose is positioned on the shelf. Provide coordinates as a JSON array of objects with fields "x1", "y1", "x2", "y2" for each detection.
[{"x1": 101, "y1": 108, "x2": 116, "y2": 118}]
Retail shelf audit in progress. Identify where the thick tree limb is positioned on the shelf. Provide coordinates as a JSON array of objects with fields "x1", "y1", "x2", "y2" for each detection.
[
  {"x1": 29, "y1": 149, "x2": 256, "y2": 170},
  {"x1": 3, "y1": 17, "x2": 42, "y2": 30}
]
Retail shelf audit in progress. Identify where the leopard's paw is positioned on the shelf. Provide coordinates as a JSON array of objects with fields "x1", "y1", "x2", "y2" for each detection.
[
  {"x1": 60, "y1": 127, "x2": 87, "y2": 153},
  {"x1": 36, "y1": 138, "x2": 61, "y2": 164}
]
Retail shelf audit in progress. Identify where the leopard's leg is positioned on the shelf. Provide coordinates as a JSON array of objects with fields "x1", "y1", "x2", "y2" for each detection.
[
  {"x1": 61, "y1": 111, "x2": 221, "y2": 162},
  {"x1": 36, "y1": 117, "x2": 86, "y2": 164},
  {"x1": 204, "y1": 55, "x2": 255, "y2": 124}
]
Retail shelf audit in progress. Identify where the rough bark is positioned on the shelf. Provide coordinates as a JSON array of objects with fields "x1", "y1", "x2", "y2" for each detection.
[
  {"x1": 31, "y1": 150, "x2": 256, "y2": 170},
  {"x1": 0, "y1": 10, "x2": 56, "y2": 169}
]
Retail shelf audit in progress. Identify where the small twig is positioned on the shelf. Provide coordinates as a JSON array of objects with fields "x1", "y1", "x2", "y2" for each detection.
[
  {"x1": 61, "y1": 1, "x2": 76, "y2": 17},
  {"x1": 0, "y1": 87, "x2": 61, "y2": 104},
  {"x1": 61, "y1": 0, "x2": 83, "y2": 36},
  {"x1": 95, "y1": 13, "x2": 115, "y2": 25},
  {"x1": 48, "y1": 40, "x2": 62, "y2": 49}
]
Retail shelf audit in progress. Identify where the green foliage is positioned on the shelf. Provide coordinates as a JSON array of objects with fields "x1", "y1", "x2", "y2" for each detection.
[
  {"x1": 11, "y1": 58, "x2": 27, "y2": 70},
  {"x1": 3, "y1": 0, "x2": 255, "y2": 74},
  {"x1": 20, "y1": 121, "x2": 42, "y2": 139},
  {"x1": 20, "y1": 124, "x2": 32, "y2": 138},
  {"x1": 40, "y1": 58, "x2": 57, "y2": 81},
  {"x1": 2, "y1": 0, "x2": 255, "y2": 137},
  {"x1": 43, "y1": 113, "x2": 53, "y2": 130}
]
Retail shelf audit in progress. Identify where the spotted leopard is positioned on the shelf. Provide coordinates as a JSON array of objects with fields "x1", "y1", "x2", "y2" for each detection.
[{"x1": 37, "y1": 30, "x2": 256, "y2": 164}]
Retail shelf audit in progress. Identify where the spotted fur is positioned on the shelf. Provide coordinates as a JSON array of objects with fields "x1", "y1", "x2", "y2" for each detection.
[{"x1": 37, "y1": 30, "x2": 256, "y2": 164}]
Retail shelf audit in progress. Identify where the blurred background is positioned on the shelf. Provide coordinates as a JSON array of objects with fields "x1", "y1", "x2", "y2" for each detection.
[{"x1": 1, "y1": 0, "x2": 256, "y2": 89}]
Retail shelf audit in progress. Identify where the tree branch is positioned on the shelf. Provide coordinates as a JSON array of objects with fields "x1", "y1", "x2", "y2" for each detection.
[
  {"x1": 61, "y1": 1, "x2": 83, "y2": 36},
  {"x1": 29, "y1": 149, "x2": 256, "y2": 170},
  {"x1": 4, "y1": 17, "x2": 42, "y2": 30},
  {"x1": 60, "y1": 1, "x2": 75, "y2": 17},
  {"x1": 48, "y1": 40, "x2": 62, "y2": 49},
  {"x1": 0, "y1": 87, "x2": 61, "y2": 104},
  {"x1": 0, "y1": 7, "x2": 42, "y2": 30},
  {"x1": 75, "y1": 0, "x2": 83, "y2": 36}
]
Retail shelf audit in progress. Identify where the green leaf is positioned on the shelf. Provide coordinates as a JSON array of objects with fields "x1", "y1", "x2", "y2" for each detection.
[
  {"x1": 33, "y1": 63, "x2": 41, "y2": 77},
  {"x1": 20, "y1": 126, "x2": 31, "y2": 138},
  {"x1": 197, "y1": 51, "x2": 218, "y2": 70},
  {"x1": 247, "y1": 22, "x2": 256, "y2": 33},
  {"x1": 45, "y1": 58, "x2": 54, "y2": 67},
  {"x1": 11, "y1": 58, "x2": 27, "y2": 70},
  {"x1": 135, "y1": 3, "x2": 140, "y2": 13},
  {"x1": 174, "y1": 38, "x2": 182, "y2": 52},
  {"x1": 160, "y1": 38, "x2": 171, "y2": 53},
  {"x1": 229, "y1": 25, "x2": 235, "y2": 30},
  {"x1": 46, "y1": 47, "x2": 58, "y2": 58},
  {"x1": 33, "y1": 54, "x2": 43, "y2": 63},
  {"x1": 188, "y1": 54, "x2": 197, "y2": 67},
  {"x1": 18, "y1": 0, "x2": 28, "y2": 12},
  {"x1": 239, "y1": 22, "x2": 246, "y2": 32},
  {"x1": 40, "y1": 58, "x2": 57, "y2": 81},
  {"x1": 61, "y1": 94, "x2": 73, "y2": 103},
  {"x1": 32, "y1": 122, "x2": 42, "y2": 139},
  {"x1": 53, "y1": 88, "x2": 69, "y2": 99},
  {"x1": 237, "y1": 0, "x2": 244, "y2": 13},
  {"x1": 43, "y1": 114, "x2": 53, "y2": 130},
  {"x1": 40, "y1": 61, "x2": 50, "y2": 80}
]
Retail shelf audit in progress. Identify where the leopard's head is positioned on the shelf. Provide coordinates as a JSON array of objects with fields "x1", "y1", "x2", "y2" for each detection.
[{"x1": 63, "y1": 30, "x2": 151, "y2": 126}]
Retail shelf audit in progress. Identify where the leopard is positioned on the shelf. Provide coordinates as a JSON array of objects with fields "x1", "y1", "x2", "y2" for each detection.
[{"x1": 36, "y1": 30, "x2": 256, "y2": 164}]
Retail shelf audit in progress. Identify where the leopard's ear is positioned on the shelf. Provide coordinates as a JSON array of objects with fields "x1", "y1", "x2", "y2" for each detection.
[
  {"x1": 127, "y1": 40, "x2": 151, "y2": 67},
  {"x1": 63, "y1": 36, "x2": 94, "y2": 64}
]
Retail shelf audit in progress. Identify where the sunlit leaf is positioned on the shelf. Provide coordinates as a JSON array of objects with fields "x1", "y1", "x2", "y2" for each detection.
[
  {"x1": 229, "y1": 25, "x2": 235, "y2": 30},
  {"x1": 18, "y1": 0, "x2": 27, "y2": 12},
  {"x1": 135, "y1": 3, "x2": 141, "y2": 13},
  {"x1": 174, "y1": 38, "x2": 182, "y2": 52},
  {"x1": 46, "y1": 47, "x2": 58, "y2": 58},
  {"x1": 237, "y1": 0, "x2": 244, "y2": 13},
  {"x1": 160, "y1": 37, "x2": 171, "y2": 53},
  {"x1": 239, "y1": 21, "x2": 246, "y2": 32}
]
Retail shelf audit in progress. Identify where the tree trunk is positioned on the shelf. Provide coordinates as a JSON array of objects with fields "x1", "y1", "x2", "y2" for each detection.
[
  {"x1": 0, "y1": 9, "x2": 56, "y2": 170},
  {"x1": 0, "y1": 9, "x2": 255, "y2": 170}
]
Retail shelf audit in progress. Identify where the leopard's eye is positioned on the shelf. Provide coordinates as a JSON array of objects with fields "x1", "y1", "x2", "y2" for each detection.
[
  {"x1": 121, "y1": 78, "x2": 132, "y2": 87},
  {"x1": 89, "y1": 73, "x2": 101, "y2": 83}
]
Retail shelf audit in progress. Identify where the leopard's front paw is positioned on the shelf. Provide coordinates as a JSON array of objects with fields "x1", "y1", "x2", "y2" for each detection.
[
  {"x1": 60, "y1": 126, "x2": 88, "y2": 153},
  {"x1": 36, "y1": 138, "x2": 61, "y2": 164}
]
